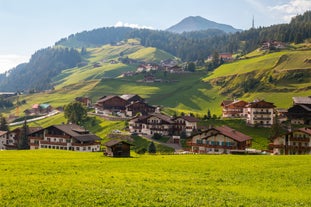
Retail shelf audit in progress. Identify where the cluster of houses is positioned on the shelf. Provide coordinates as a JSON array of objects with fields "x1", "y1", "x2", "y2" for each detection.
[
  {"x1": 0, "y1": 124, "x2": 101, "y2": 152},
  {"x1": 221, "y1": 97, "x2": 311, "y2": 126},
  {"x1": 24, "y1": 103, "x2": 53, "y2": 116},
  {"x1": 1, "y1": 93, "x2": 310, "y2": 156},
  {"x1": 122, "y1": 59, "x2": 188, "y2": 79},
  {"x1": 94, "y1": 94, "x2": 156, "y2": 117}
]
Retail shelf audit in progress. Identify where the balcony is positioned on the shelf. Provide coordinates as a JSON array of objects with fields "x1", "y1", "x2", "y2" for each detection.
[
  {"x1": 289, "y1": 137, "x2": 310, "y2": 142},
  {"x1": 40, "y1": 141, "x2": 68, "y2": 146},
  {"x1": 45, "y1": 134, "x2": 70, "y2": 139},
  {"x1": 253, "y1": 117, "x2": 271, "y2": 121},
  {"x1": 187, "y1": 142, "x2": 235, "y2": 149},
  {"x1": 253, "y1": 112, "x2": 271, "y2": 115},
  {"x1": 71, "y1": 142, "x2": 100, "y2": 146}
]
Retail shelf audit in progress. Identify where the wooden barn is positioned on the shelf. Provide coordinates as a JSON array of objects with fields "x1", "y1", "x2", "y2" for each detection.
[{"x1": 104, "y1": 140, "x2": 133, "y2": 157}]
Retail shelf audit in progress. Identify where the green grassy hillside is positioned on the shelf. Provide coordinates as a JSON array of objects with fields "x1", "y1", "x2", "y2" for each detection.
[
  {"x1": 6, "y1": 45, "x2": 311, "y2": 120},
  {"x1": 1, "y1": 150, "x2": 311, "y2": 206}
]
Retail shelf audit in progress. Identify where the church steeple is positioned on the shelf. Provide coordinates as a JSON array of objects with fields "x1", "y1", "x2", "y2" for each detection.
[{"x1": 252, "y1": 15, "x2": 255, "y2": 29}]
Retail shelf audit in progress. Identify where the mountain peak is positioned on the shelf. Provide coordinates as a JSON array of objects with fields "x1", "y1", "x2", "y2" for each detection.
[{"x1": 166, "y1": 16, "x2": 241, "y2": 34}]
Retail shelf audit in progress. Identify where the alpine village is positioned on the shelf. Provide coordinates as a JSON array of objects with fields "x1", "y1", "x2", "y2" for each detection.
[{"x1": 1, "y1": 10, "x2": 311, "y2": 207}]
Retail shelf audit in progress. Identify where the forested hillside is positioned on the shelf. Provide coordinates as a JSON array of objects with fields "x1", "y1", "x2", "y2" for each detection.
[{"x1": 0, "y1": 47, "x2": 82, "y2": 91}]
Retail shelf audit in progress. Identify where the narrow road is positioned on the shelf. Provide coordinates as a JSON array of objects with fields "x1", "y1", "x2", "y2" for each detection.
[{"x1": 141, "y1": 134, "x2": 183, "y2": 152}]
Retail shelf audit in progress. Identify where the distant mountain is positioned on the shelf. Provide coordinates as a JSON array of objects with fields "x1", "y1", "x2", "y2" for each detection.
[{"x1": 166, "y1": 16, "x2": 241, "y2": 34}]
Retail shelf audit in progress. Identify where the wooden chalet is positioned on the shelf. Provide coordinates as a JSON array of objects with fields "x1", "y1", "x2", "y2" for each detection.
[
  {"x1": 187, "y1": 126, "x2": 252, "y2": 154},
  {"x1": 287, "y1": 96, "x2": 311, "y2": 125},
  {"x1": 269, "y1": 128, "x2": 311, "y2": 155},
  {"x1": 244, "y1": 100, "x2": 275, "y2": 127},
  {"x1": 120, "y1": 94, "x2": 144, "y2": 103},
  {"x1": 125, "y1": 101, "x2": 156, "y2": 117},
  {"x1": 4, "y1": 127, "x2": 42, "y2": 150},
  {"x1": 221, "y1": 100, "x2": 248, "y2": 118},
  {"x1": 173, "y1": 116, "x2": 199, "y2": 136},
  {"x1": 95, "y1": 95, "x2": 128, "y2": 115},
  {"x1": 129, "y1": 113, "x2": 199, "y2": 137},
  {"x1": 104, "y1": 140, "x2": 133, "y2": 157},
  {"x1": 28, "y1": 124, "x2": 101, "y2": 151},
  {"x1": 75, "y1": 97, "x2": 92, "y2": 107}
]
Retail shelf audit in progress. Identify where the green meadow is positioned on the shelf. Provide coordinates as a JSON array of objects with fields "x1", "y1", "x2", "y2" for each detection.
[{"x1": 1, "y1": 150, "x2": 311, "y2": 207}]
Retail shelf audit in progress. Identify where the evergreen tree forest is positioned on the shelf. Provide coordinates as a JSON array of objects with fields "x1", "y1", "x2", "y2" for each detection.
[{"x1": 0, "y1": 47, "x2": 82, "y2": 92}]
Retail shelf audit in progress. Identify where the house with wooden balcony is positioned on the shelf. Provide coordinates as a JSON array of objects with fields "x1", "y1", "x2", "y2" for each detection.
[
  {"x1": 269, "y1": 128, "x2": 311, "y2": 155},
  {"x1": 28, "y1": 124, "x2": 101, "y2": 152},
  {"x1": 287, "y1": 96, "x2": 311, "y2": 125},
  {"x1": 244, "y1": 100, "x2": 275, "y2": 127},
  {"x1": 3, "y1": 127, "x2": 42, "y2": 150},
  {"x1": 128, "y1": 113, "x2": 199, "y2": 137},
  {"x1": 187, "y1": 126, "x2": 252, "y2": 154},
  {"x1": 221, "y1": 100, "x2": 248, "y2": 118}
]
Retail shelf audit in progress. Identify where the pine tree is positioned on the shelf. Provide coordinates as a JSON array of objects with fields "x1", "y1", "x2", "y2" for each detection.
[
  {"x1": 0, "y1": 114, "x2": 9, "y2": 131},
  {"x1": 148, "y1": 142, "x2": 156, "y2": 154},
  {"x1": 18, "y1": 119, "x2": 29, "y2": 150}
]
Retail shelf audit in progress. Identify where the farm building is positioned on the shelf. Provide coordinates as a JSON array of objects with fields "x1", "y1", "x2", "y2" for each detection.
[{"x1": 104, "y1": 140, "x2": 133, "y2": 157}]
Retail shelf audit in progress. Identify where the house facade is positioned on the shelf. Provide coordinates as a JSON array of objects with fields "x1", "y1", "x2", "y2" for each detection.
[
  {"x1": 287, "y1": 96, "x2": 311, "y2": 125},
  {"x1": 125, "y1": 101, "x2": 156, "y2": 117},
  {"x1": 95, "y1": 95, "x2": 128, "y2": 115},
  {"x1": 0, "y1": 131, "x2": 8, "y2": 150},
  {"x1": 244, "y1": 100, "x2": 275, "y2": 127},
  {"x1": 173, "y1": 116, "x2": 199, "y2": 136},
  {"x1": 95, "y1": 94, "x2": 156, "y2": 117},
  {"x1": 187, "y1": 126, "x2": 252, "y2": 154},
  {"x1": 2, "y1": 127, "x2": 42, "y2": 150},
  {"x1": 269, "y1": 128, "x2": 311, "y2": 155},
  {"x1": 104, "y1": 140, "x2": 132, "y2": 157},
  {"x1": 221, "y1": 100, "x2": 248, "y2": 118},
  {"x1": 28, "y1": 124, "x2": 101, "y2": 152},
  {"x1": 129, "y1": 113, "x2": 199, "y2": 137}
]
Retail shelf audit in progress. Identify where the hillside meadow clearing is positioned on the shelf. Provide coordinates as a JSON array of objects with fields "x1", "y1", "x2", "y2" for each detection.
[{"x1": 1, "y1": 150, "x2": 311, "y2": 206}]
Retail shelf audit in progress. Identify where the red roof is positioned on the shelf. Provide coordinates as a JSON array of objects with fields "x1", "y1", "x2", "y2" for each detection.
[
  {"x1": 297, "y1": 128, "x2": 311, "y2": 135},
  {"x1": 245, "y1": 100, "x2": 275, "y2": 108},
  {"x1": 215, "y1": 126, "x2": 252, "y2": 142}
]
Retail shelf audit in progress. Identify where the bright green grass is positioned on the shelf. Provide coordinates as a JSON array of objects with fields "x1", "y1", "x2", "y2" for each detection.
[
  {"x1": 1, "y1": 150, "x2": 310, "y2": 207},
  {"x1": 204, "y1": 50, "x2": 311, "y2": 81},
  {"x1": 88, "y1": 73, "x2": 225, "y2": 116},
  {"x1": 128, "y1": 47, "x2": 176, "y2": 63}
]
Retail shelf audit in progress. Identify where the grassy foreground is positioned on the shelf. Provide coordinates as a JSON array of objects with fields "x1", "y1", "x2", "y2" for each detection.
[{"x1": 1, "y1": 150, "x2": 311, "y2": 206}]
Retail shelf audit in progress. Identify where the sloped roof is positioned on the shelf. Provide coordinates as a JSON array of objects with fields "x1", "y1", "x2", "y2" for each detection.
[
  {"x1": 104, "y1": 140, "x2": 133, "y2": 147},
  {"x1": 96, "y1": 95, "x2": 120, "y2": 103},
  {"x1": 293, "y1": 96, "x2": 311, "y2": 105},
  {"x1": 180, "y1": 116, "x2": 200, "y2": 122},
  {"x1": 120, "y1": 94, "x2": 137, "y2": 100},
  {"x1": 221, "y1": 100, "x2": 233, "y2": 106},
  {"x1": 299, "y1": 104, "x2": 311, "y2": 112},
  {"x1": 297, "y1": 128, "x2": 311, "y2": 135},
  {"x1": 245, "y1": 100, "x2": 275, "y2": 108},
  {"x1": 0, "y1": 130, "x2": 8, "y2": 136},
  {"x1": 150, "y1": 113, "x2": 175, "y2": 124},
  {"x1": 35, "y1": 124, "x2": 102, "y2": 142},
  {"x1": 39, "y1": 103, "x2": 51, "y2": 109},
  {"x1": 215, "y1": 126, "x2": 252, "y2": 142}
]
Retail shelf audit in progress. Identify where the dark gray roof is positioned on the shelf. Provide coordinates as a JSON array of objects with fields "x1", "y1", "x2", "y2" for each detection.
[
  {"x1": 104, "y1": 140, "x2": 133, "y2": 147},
  {"x1": 52, "y1": 124, "x2": 101, "y2": 142},
  {"x1": 293, "y1": 96, "x2": 311, "y2": 105}
]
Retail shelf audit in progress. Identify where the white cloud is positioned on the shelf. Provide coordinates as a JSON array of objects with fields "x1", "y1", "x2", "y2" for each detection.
[
  {"x1": 0, "y1": 54, "x2": 29, "y2": 74},
  {"x1": 269, "y1": 0, "x2": 311, "y2": 22},
  {"x1": 114, "y1": 21, "x2": 153, "y2": 29}
]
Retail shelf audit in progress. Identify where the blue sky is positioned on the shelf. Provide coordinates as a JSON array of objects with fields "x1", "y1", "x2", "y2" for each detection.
[{"x1": 0, "y1": 0, "x2": 311, "y2": 73}]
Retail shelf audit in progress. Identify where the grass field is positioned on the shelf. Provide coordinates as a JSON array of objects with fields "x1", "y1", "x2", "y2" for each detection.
[{"x1": 1, "y1": 150, "x2": 310, "y2": 207}]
